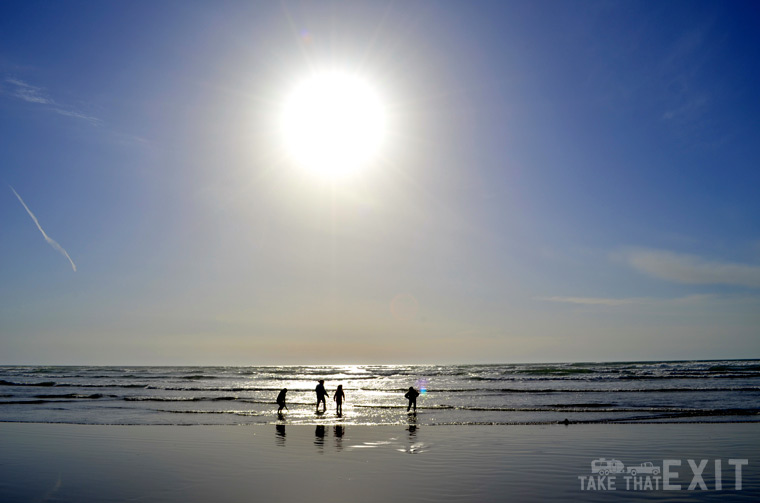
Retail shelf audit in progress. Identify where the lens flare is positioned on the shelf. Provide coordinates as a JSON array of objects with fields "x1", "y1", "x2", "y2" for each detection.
[{"x1": 416, "y1": 378, "x2": 428, "y2": 395}]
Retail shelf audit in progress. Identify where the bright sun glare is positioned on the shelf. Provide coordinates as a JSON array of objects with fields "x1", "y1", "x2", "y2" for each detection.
[{"x1": 281, "y1": 71, "x2": 386, "y2": 178}]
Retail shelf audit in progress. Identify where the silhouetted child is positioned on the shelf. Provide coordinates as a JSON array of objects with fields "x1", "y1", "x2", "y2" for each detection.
[
  {"x1": 333, "y1": 384, "x2": 345, "y2": 415},
  {"x1": 276, "y1": 388, "x2": 288, "y2": 413},
  {"x1": 405, "y1": 386, "x2": 420, "y2": 412},
  {"x1": 315, "y1": 380, "x2": 328, "y2": 412}
]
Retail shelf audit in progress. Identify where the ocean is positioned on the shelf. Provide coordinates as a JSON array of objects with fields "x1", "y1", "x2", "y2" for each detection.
[{"x1": 1, "y1": 360, "x2": 759, "y2": 426}]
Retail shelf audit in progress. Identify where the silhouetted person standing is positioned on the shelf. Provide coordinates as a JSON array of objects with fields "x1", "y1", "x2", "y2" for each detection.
[
  {"x1": 405, "y1": 386, "x2": 420, "y2": 412},
  {"x1": 315, "y1": 380, "x2": 328, "y2": 413},
  {"x1": 333, "y1": 384, "x2": 345, "y2": 415},
  {"x1": 276, "y1": 388, "x2": 288, "y2": 413}
]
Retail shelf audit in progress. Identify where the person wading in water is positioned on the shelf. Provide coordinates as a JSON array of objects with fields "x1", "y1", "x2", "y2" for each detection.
[
  {"x1": 404, "y1": 386, "x2": 420, "y2": 412},
  {"x1": 315, "y1": 380, "x2": 328, "y2": 413},
  {"x1": 333, "y1": 384, "x2": 345, "y2": 415}
]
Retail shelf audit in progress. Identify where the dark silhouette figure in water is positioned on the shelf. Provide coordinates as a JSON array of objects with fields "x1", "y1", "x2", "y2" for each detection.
[
  {"x1": 276, "y1": 388, "x2": 288, "y2": 414},
  {"x1": 275, "y1": 424, "x2": 286, "y2": 446},
  {"x1": 334, "y1": 425, "x2": 344, "y2": 438},
  {"x1": 315, "y1": 425, "x2": 326, "y2": 449},
  {"x1": 405, "y1": 386, "x2": 420, "y2": 412},
  {"x1": 315, "y1": 380, "x2": 328, "y2": 413},
  {"x1": 407, "y1": 412, "x2": 418, "y2": 438},
  {"x1": 333, "y1": 384, "x2": 345, "y2": 415},
  {"x1": 334, "y1": 425, "x2": 344, "y2": 451}
]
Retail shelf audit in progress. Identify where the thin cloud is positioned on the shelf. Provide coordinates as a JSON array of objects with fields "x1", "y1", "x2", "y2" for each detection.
[
  {"x1": 5, "y1": 78, "x2": 52, "y2": 104},
  {"x1": 537, "y1": 296, "x2": 641, "y2": 307},
  {"x1": 621, "y1": 248, "x2": 760, "y2": 288},
  {"x1": 10, "y1": 186, "x2": 77, "y2": 272},
  {"x1": 537, "y1": 294, "x2": 716, "y2": 307},
  {"x1": 4, "y1": 77, "x2": 100, "y2": 124},
  {"x1": 661, "y1": 93, "x2": 708, "y2": 122},
  {"x1": 52, "y1": 107, "x2": 101, "y2": 125}
]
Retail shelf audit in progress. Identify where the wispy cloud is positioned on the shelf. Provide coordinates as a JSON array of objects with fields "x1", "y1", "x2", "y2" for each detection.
[
  {"x1": 3, "y1": 77, "x2": 100, "y2": 125},
  {"x1": 538, "y1": 296, "x2": 641, "y2": 307},
  {"x1": 10, "y1": 186, "x2": 77, "y2": 272},
  {"x1": 5, "y1": 78, "x2": 53, "y2": 104},
  {"x1": 621, "y1": 248, "x2": 760, "y2": 288},
  {"x1": 661, "y1": 93, "x2": 708, "y2": 122},
  {"x1": 52, "y1": 107, "x2": 100, "y2": 124},
  {"x1": 537, "y1": 294, "x2": 716, "y2": 307}
]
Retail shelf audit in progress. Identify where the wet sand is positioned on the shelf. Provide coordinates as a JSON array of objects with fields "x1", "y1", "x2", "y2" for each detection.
[{"x1": 1, "y1": 422, "x2": 758, "y2": 502}]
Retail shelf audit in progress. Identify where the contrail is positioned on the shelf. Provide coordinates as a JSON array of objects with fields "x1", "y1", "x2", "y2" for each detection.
[{"x1": 10, "y1": 186, "x2": 77, "y2": 272}]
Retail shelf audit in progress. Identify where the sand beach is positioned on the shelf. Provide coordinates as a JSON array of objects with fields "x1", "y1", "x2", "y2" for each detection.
[{"x1": 1, "y1": 422, "x2": 758, "y2": 502}]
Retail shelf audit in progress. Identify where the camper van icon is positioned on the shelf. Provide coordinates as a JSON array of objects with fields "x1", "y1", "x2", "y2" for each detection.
[
  {"x1": 591, "y1": 458, "x2": 661, "y2": 477},
  {"x1": 591, "y1": 458, "x2": 625, "y2": 476}
]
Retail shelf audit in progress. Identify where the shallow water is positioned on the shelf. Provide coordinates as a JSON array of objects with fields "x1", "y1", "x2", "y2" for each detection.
[{"x1": 1, "y1": 361, "x2": 759, "y2": 425}]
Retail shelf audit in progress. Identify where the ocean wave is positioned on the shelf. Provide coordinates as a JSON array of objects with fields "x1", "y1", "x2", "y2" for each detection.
[
  {"x1": 0, "y1": 399, "x2": 77, "y2": 405},
  {"x1": 124, "y1": 396, "x2": 222, "y2": 402},
  {"x1": 355, "y1": 386, "x2": 760, "y2": 394},
  {"x1": 494, "y1": 387, "x2": 760, "y2": 393},
  {"x1": 153, "y1": 409, "x2": 262, "y2": 416},
  {"x1": 707, "y1": 364, "x2": 760, "y2": 372},
  {"x1": 0, "y1": 380, "x2": 57, "y2": 387},
  {"x1": 2, "y1": 361, "x2": 759, "y2": 426},
  {"x1": 33, "y1": 393, "x2": 109, "y2": 399},
  {"x1": 146, "y1": 386, "x2": 313, "y2": 392},
  {"x1": 520, "y1": 367, "x2": 596, "y2": 375}
]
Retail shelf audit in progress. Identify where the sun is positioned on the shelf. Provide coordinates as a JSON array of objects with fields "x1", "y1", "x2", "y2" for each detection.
[{"x1": 280, "y1": 70, "x2": 386, "y2": 179}]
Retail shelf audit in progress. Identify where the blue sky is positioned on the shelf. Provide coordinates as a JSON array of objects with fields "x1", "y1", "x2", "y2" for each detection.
[{"x1": 1, "y1": 1, "x2": 758, "y2": 365}]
